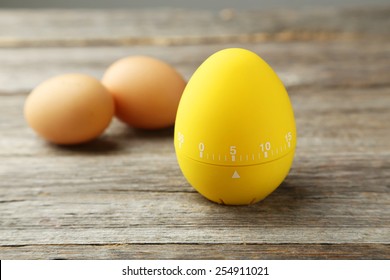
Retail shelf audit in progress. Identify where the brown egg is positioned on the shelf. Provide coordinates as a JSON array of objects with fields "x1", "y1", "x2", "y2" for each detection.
[
  {"x1": 24, "y1": 73, "x2": 115, "y2": 145},
  {"x1": 101, "y1": 56, "x2": 186, "y2": 129}
]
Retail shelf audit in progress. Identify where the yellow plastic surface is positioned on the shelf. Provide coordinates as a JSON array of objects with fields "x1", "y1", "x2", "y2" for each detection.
[{"x1": 174, "y1": 48, "x2": 296, "y2": 205}]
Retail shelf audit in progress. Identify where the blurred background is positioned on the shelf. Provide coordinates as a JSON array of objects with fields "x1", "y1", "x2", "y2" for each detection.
[
  {"x1": 0, "y1": 0, "x2": 388, "y2": 9},
  {"x1": 0, "y1": 0, "x2": 388, "y2": 92}
]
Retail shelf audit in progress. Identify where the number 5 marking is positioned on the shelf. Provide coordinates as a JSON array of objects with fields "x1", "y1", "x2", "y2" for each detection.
[{"x1": 230, "y1": 146, "x2": 236, "y2": 161}]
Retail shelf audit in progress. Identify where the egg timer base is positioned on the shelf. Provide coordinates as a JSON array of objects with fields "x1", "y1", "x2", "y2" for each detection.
[{"x1": 177, "y1": 150, "x2": 295, "y2": 205}]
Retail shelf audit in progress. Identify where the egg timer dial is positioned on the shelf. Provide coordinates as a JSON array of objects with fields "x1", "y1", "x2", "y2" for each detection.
[{"x1": 174, "y1": 48, "x2": 296, "y2": 205}]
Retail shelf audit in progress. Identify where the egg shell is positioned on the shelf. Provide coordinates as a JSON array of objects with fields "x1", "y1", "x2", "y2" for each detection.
[
  {"x1": 24, "y1": 73, "x2": 115, "y2": 145},
  {"x1": 102, "y1": 56, "x2": 186, "y2": 129},
  {"x1": 174, "y1": 48, "x2": 296, "y2": 205}
]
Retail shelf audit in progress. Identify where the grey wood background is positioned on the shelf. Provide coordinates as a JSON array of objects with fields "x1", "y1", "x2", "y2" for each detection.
[{"x1": 0, "y1": 6, "x2": 389, "y2": 259}]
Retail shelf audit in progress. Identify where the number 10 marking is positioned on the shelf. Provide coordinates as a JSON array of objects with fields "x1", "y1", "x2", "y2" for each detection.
[{"x1": 260, "y1": 142, "x2": 271, "y2": 158}]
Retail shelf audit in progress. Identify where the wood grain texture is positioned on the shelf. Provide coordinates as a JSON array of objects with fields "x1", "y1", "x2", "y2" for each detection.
[
  {"x1": 0, "y1": 244, "x2": 389, "y2": 260},
  {"x1": 0, "y1": 7, "x2": 388, "y2": 47},
  {"x1": 0, "y1": 6, "x2": 389, "y2": 259}
]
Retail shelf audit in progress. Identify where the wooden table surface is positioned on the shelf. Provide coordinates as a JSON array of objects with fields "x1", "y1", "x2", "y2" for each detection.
[{"x1": 0, "y1": 6, "x2": 389, "y2": 259}]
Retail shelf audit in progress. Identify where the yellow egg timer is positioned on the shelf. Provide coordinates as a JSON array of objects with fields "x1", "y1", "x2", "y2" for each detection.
[{"x1": 174, "y1": 48, "x2": 296, "y2": 205}]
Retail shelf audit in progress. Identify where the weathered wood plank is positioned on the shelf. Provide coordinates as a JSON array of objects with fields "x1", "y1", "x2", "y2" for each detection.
[
  {"x1": 0, "y1": 7, "x2": 389, "y2": 48},
  {"x1": 0, "y1": 41, "x2": 389, "y2": 94},
  {"x1": 0, "y1": 227, "x2": 389, "y2": 246},
  {"x1": 1, "y1": 244, "x2": 389, "y2": 260}
]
